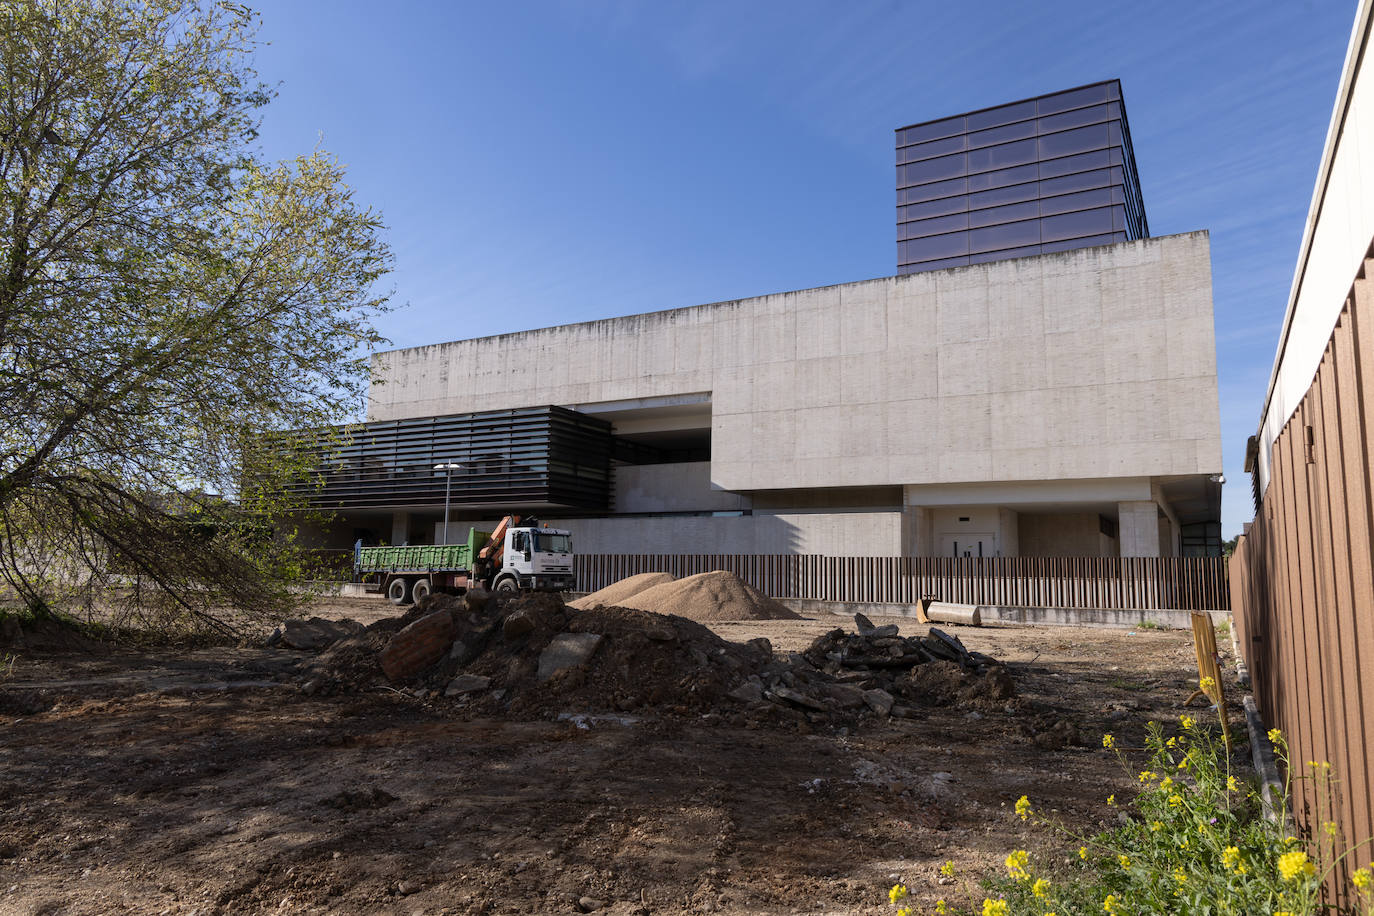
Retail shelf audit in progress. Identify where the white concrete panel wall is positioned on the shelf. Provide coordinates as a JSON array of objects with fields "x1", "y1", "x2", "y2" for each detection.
[
  {"x1": 1259, "y1": 0, "x2": 1374, "y2": 492},
  {"x1": 544, "y1": 512, "x2": 903, "y2": 557},
  {"x1": 613, "y1": 462, "x2": 749, "y2": 513},
  {"x1": 371, "y1": 233, "x2": 1220, "y2": 492}
]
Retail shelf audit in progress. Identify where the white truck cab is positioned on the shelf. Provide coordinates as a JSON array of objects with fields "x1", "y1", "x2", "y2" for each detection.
[{"x1": 496, "y1": 526, "x2": 574, "y2": 592}]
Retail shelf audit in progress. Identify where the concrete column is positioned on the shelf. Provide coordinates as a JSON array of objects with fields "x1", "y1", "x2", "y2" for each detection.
[
  {"x1": 997, "y1": 507, "x2": 1019, "y2": 557},
  {"x1": 900, "y1": 502, "x2": 934, "y2": 556},
  {"x1": 1117, "y1": 501, "x2": 1161, "y2": 557},
  {"x1": 390, "y1": 511, "x2": 410, "y2": 546}
]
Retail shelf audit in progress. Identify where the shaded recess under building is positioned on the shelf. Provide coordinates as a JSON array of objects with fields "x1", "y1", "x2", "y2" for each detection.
[{"x1": 897, "y1": 79, "x2": 1148, "y2": 274}]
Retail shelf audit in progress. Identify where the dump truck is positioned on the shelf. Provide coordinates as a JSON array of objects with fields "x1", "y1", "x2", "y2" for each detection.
[{"x1": 354, "y1": 515, "x2": 574, "y2": 605}]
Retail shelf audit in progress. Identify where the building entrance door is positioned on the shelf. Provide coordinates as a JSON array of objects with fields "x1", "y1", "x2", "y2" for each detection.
[{"x1": 941, "y1": 533, "x2": 994, "y2": 557}]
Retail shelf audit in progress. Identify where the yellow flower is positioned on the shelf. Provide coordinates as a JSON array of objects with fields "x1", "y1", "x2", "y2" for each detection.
[
  {"x1": 1138, "y1": 770, "x2": 1156, "y2": 782},
  {"x1": 896, "y1": 909, "x2": 911, "y2": 916},
  {"x1": 1032, "y1": 877, "x2": 1050, "y2": 899},
  {"x1": 1181, "y1": 714, "x2": 1195, "y2": 730},
  {"x1": 940, "y1": 860, "x2": 955, "y2": 878},
  {"x1": 1103, "y1": 894, "x2": 1121, "y2": 914},
  {"x1": 1160, "y1": 775, "x2": 1174, "y2": 790},
  {"x1": 1223, "y1": 846, "x2": 1242, "y2": 871},
  {"x1": 1102, "y1": 734, "x2": 1116, "y2": 749},
  {"x1": 1150, "y1": 820, "x2": 1163, "y2": 832},
  {"x1": 1268, "y1": 727, "x2": 1283, "y2": 744},
  {"x1": 1227, "y1": 775, "x2": 1239, "y2": 792},
  {"x1": 1199, "y1": 675, "x2": 1216, "y2": 691},
  {"x1": 1169, "y1": 794, "x2": 1184, "y2": 808},
  {"x1": 1078, "y1": 846, "x2": 1088, "y2": 860},
  {"x1": 1278, "y1": 850, "x2": 1316, "y2": 882},
  {"x1": 982, "y1": 900, "x2": 1009, "y2": 916},
  {"x1": 1353, "y1": 867, "x2": 1371, "y2": 890},
  {"x1": 1106, "y1": 794, "x2": 1116, "y2": 806},
  {"x1": 1005, "y1": 849, "x2": 1030, "y2": 880},
  {"x1": 1016, "y1": 795, "x2": 1032, "y2": 821},
  {"x1": 1118, "y1": 854, "x2": 1130, "y2": 869},
  {"x1": 1173, "y1": 866, "x2": 1187, "y2": 885},
  {"x1": 936, "y1": 901, "x2": 949, "y2": 915},
  {"x1": 889, "y1": 884, "x2": 908, "y2": 904},
  {"x1": 1166, "y1": 736, "x2": 1178, "y2": 748},
  {"x1": 1275, "y1": 911, "x2": 1297, "y2": 916}
]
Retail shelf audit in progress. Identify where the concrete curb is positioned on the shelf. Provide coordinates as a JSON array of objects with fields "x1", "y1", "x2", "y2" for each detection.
[
  {"x1": 1242, "y1": 694, "x2": 1288, "y2": 829},
  {"x1": 776, "y1": 599, "x2": 1226, "y2": 631}
]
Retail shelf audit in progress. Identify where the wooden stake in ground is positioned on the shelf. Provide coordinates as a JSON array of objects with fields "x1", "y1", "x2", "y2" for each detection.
[{"x1": 1185, "y1": 611, "x2": 1231, "y2": 750}]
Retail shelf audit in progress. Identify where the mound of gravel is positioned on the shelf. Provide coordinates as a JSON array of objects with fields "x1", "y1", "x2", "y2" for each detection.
[
  {"x1": 619, "y1": 570, "x2": 800, "y2": 622},
  {"x1": 569, "y1": 572, "x2": 676, "y2": 610}
]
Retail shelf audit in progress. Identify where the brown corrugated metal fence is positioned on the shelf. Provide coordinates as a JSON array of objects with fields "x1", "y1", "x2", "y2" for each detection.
[
  {"x1": 1230, "y1": 250, "x2": 1374, "y2": 903},
  {"x1": 576, "y1": 553, "x2": 1230, "y2": 611}
]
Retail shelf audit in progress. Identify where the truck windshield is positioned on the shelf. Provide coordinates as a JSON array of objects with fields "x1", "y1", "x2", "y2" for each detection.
[{"x1": 535, "y1": 533, "x2": 571, "y2": 554}]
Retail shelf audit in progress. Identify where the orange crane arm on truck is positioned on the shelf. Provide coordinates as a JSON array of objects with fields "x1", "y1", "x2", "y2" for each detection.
[{"x1": 478, "y1": 514, "x2": 520, "y2": 565}]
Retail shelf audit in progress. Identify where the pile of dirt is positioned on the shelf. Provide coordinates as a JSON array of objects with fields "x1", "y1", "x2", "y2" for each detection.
[
  {"x1": 569, "y1": 571, "x2": 675, "y2": 610},
  {"x1": 619, "y1": 570, "x2": 801, "y2": 622},
  {"x1": 300, "y1": 602, "x2": 436, "y2": 692},
  {"x1": 294, "y1": 594, "x2": 1015, "y2": 731}
]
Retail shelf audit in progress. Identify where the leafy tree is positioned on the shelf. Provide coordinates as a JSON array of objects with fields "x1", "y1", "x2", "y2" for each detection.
[{"x1": 0, "y1": 1, "x2": 390, "y2": 632}]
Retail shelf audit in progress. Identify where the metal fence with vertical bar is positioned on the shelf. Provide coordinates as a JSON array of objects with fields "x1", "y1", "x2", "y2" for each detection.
[{"x1": 575, "y1": 554, "x2": 1230, "y2": 611}]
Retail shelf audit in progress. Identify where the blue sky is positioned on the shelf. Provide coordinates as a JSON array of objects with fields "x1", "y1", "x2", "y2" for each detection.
[{"x1": 252, "y1": 0, "x2": 1357, "y2": 538}]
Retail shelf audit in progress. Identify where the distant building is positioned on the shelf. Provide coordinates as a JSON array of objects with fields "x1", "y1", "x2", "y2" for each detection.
[
  {"x1": 897, "y1": 80, "x2": 1148, "y2": 274},
  {"x1": 296, "y1": 83, "x2": 1220, "y2": 560}
]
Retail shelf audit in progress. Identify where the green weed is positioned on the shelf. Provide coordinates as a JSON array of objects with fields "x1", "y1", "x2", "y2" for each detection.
[{"x1": 887, "y1": 720, "x2": 1373, "y2": 915}]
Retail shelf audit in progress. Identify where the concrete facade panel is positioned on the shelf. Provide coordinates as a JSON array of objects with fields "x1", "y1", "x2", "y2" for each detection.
[
  {"x1": 369, "y1": 234, "x2": 1220, "y2": 492},
  {"x1": 547, "y1": 511, "x2": 904, "y2": 557}
]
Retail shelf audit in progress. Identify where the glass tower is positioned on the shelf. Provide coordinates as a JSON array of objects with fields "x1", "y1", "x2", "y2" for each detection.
[{"x1": 896, "y1": 80, "x2": 1148, "y2": 274}]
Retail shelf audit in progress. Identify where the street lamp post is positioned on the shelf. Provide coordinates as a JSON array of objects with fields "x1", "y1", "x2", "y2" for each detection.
[{"x1": 434, "y1": 463, "x2": 462, "y2": 544}]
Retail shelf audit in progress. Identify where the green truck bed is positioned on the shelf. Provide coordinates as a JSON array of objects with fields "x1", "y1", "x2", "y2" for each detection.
[{"x1": 355, "y1": 527, "x2": 491, "y2": 574}]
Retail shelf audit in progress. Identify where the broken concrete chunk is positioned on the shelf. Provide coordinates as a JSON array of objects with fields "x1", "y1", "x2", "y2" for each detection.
[
  {"x1": 826, "y1": 684, "x2": 867, "y2": 709},
  {"x1": 728, "y1": 681, "x2": 764, "y2": 703},
  {"x1": 644, "y1": 623, "x2": 676, "y2": 642},
  {"x1": 445, "y1": 674, "x2": 492, "y2": 697},
  {"x1": 862, "y1": 688, "x2": 895, "y2": 717},
  {"x1": 280, "y1": 617, "x2": 362, "y2": 651},
  {"x1": 747, "y1": 636, "x2": 773, "y2": 660},
  {"x1": 853, "y1": 612, "x2": 876, "y2": 633},
  {"x1": 767, "y1": 686, "x2": 827, "y2": 711},
  {"x1": 380, "y1": 611, "x2": 457, "y2": 682},
  {"x1": 537, "y1": 633, "x2": 604, "y2": 682}
]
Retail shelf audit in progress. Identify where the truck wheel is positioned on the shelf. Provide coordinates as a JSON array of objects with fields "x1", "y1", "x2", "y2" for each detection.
[
  {"x1": 494, "y1": 576, "x2": 519, "y2": 594},
  {"x1": 411, "y1": 578, "x2": 432, "y2": 602},
  {"x1": 387, "y1": 576, "x2": 411, "y2": 606}
]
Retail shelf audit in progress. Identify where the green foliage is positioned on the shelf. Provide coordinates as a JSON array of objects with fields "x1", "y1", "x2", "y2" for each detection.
[
  {"x1": 891, "y1": 723, "x2": 1374, "y2": 915},
  {"x1": 0, "y1": 1, "x2": 390, "y2": 632},
  {"x1": 1135, "y1": 620, "x2": 1163, "y2": 630}
]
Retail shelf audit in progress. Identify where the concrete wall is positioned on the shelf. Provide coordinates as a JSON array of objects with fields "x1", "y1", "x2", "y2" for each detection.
[
  {"x1": 1017, "y1": 512, "x2": 1117, "y2": 557},
  {"x1": 613, "y1": 462, "x2": 748, "y2": 513},
  {"x1": 1258, "y1": 0, "x2": 1374, "y2": 494},
  {"x1": 545, "y1": 511, "x2": 903, "y2": 556},
  {"x1": 371, "y1": 233, "x2": 1221, "y2": 493}
]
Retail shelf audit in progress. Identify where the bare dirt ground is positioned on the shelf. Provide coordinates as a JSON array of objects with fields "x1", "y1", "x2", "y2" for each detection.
[{"x1": 0, "y1": 598, "x2": 1243, "y2": 916}]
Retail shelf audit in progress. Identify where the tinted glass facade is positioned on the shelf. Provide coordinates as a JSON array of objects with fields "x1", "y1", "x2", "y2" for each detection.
[
  {"x1": 290, "y1": 406, "x2": 613, "y2": 511},
  {"x1": 896, "y1": 80, "x2": 1148, "y2": 274}
]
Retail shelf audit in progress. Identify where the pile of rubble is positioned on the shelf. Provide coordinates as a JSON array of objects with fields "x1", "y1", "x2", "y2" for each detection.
[{"x1": 281, "y1": 595, "x2": 1018, "y2": 729}]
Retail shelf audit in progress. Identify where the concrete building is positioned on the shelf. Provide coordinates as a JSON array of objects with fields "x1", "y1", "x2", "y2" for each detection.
[
  {"x1": 897, "y1": 80, "x2": 1149, "y2": 274},
  {"x1": 304, "y1": 230, "x2": 1223, "y2": 559}
]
